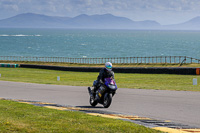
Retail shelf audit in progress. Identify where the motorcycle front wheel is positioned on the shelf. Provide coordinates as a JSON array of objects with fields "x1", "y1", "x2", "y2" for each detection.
[
  {"x1": 89, "y1": 96, "x2": 98, "y2": 107},
  {"x1": 103, "y1": 93, "x2": 112, "y2": 108}
]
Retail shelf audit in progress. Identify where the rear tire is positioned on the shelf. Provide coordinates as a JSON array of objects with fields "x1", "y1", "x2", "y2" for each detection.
[{"x1": 103, "y1": 93, "x2": 112, "y2": 108}]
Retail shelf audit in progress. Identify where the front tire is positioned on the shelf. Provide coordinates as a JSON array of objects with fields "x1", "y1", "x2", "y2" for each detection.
[
  {"x1": 103, "y1": 93, "x2": 112, "y2": 108},
  {"x1": 90, "y1": 96, "x2": 97, "y2": 107}
]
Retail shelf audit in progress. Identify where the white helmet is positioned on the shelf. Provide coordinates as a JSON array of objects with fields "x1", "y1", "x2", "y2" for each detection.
[{"x1": 105, "y1": 62, "x2": 112, "y2": 71}]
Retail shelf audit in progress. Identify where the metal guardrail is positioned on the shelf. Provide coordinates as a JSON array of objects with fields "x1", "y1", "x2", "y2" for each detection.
[{"x1": 0, "y1": 56, "x2": 200, "y2": 64}]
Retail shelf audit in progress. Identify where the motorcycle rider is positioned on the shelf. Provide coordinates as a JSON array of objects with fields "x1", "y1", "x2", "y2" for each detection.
[{"x1": 93, "y1": 62, "x2": 115, "y2": 101}]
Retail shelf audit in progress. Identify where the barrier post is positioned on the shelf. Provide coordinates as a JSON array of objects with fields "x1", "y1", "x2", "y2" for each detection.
[
  {"x1": 193, "y1": 78, "x2": 197, "y2": 85},
  {"x1": 57, "y1": 76, "x2": 60, "y2": 81}
]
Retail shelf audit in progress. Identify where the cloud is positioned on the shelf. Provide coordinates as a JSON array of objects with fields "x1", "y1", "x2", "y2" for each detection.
[
  {"x1": 0, "y1": 0, "x2": 18, "y2": 11},
  {"x1": 1, "y1": 0, "x2": 199, "y2": 15}
]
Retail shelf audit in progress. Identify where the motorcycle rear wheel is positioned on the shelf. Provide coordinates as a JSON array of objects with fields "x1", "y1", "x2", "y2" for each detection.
[{"x1": 103, "y1": 93, "x2": 112, "y2": 108}]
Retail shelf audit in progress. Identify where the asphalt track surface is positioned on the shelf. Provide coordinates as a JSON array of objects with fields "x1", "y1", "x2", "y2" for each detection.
[{"x1": 0, "y1": 80, "x2": 200, "y2": 128}]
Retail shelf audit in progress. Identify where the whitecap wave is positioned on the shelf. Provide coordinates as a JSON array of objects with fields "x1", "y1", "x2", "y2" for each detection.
[
  {"x1": 81, "y1": 43, "x2": 88, "y2": 46},
  {"x1": 34, "y1": 34, "x2": 41, "y2": 36},
  {"x1": 0, "y1": 34, "x2": 42, "y2": 37}
]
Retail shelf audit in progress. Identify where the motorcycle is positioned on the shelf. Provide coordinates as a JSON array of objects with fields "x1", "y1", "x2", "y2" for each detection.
[{"x1": 88, "y1": 77, "x2": 118, "y2": 108}]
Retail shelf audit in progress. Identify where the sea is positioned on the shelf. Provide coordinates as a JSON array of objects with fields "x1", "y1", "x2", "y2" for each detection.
[{"x1": 0, "y1": 28, "x2": 200, "y2": 59}]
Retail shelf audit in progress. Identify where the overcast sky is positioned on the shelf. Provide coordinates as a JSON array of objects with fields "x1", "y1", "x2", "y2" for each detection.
[{"x1": 0, "y1": 0, "x2": 200, "y2": 25}]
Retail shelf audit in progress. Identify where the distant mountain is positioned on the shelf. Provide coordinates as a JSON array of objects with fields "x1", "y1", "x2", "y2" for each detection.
[
  {"x1": 1, "y1": 13, "x2": 200, "y2": 30},
  {"x1": 0, "y1": 13, "x2": 71, "y2": 28},
  {"x1": 0, "y1": 13, "x2": 161, "y2": 29},
  {"x1": 66, "y1": 14, "x2": 135, "y2": 28},
  {"x1": 179, "y1": 16, "x2": 200, "y2": 29},
  {"x1": 163, "y1": 16, "x2": 200, "y2": 30}
]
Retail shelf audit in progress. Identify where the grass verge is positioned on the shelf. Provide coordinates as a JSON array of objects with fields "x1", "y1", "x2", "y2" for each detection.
[
  {"x1": 0, "y1": 99, "x2": 161, "y2": 133},
  {"x1": 0, "y1": 67, "x2": 200, "y2": 91}
]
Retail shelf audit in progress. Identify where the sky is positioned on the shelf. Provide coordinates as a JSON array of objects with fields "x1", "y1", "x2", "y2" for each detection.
[{"x1": 0, "y1": 0, "x2": 200, "y2": 25}]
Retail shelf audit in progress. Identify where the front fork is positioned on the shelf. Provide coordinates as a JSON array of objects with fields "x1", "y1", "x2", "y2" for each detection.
[
  {"x1": 88, "y1": 87, "x2": 92, "y2": 94},
  {"x1": 88, "y1": 87, "x2": 96, "y2": 99}
]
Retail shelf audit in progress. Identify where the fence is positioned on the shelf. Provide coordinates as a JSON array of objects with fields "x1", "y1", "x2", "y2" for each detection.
[{"x1": 0, "y1": 56, "x2": 200, "y2": 64}]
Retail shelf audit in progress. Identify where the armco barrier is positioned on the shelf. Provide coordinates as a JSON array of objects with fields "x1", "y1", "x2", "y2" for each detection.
[
  {"x1": 114, "y1": 67, "x2": 198, "y2": 75},
  {"x1": 0, "y1": 63, "x2": 19, "y2": 68},
  {"x1": 20, "y1": 64, "x2": 101, "y2": 72},
  {"x1": 197, "y1": 68, "x2": 200, "y2": 75},
  {"x1": 20, "y1": 64, "x2": 199, "y2": 75}
]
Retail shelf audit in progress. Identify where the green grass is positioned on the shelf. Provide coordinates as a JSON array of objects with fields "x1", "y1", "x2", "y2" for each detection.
[
  {"x1": 117, "y1": 73, "x2": 200, "y2": 91},
  {"x1": 0, "y1": 99, "x2": 161, "y2": 133},
  {"x1": 0, "y1": 67, "x2": 200, "y2": 91}
]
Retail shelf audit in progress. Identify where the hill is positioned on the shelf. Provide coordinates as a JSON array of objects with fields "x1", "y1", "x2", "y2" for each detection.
[
  {"x1": 0, "y1": 13, "x2": 71, "y2": 28},
  {"x1": 163, "y1": 16, "x2": 200, "y2": 30},
  {"x1": 0, "y1": 13, "x2": 161, "y2": 29},
  {"x1": 2, "y1": 13, "x2": 200, "y2": 30}
]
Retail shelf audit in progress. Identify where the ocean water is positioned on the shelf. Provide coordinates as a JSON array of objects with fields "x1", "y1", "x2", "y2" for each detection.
[{"x1": 0, "y1": 28, "x2": 200, "y2": 59}]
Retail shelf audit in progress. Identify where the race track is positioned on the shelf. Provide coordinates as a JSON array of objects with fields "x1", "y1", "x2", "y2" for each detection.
[{"x1": 0, "y1": 80, "x2": 200, "y2": 128}]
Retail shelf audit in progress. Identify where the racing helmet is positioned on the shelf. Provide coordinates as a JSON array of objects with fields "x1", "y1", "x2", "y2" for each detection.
[{"x1": 105, "y1": 62, "x2": 112, "y2": 71}]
